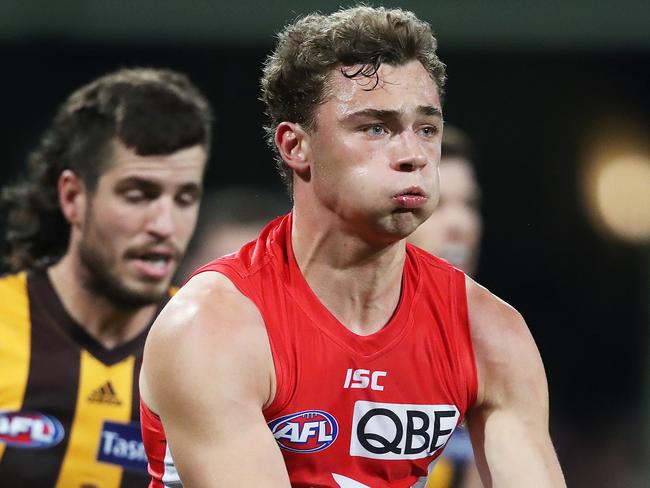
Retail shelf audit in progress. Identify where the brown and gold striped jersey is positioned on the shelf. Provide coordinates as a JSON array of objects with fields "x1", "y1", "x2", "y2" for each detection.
[{"x1": 0, "y1": 268, "x2": 168, "y2": 488}]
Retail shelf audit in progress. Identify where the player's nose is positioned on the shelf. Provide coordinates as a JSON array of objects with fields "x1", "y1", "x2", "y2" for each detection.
[
  {"x1": 145, "y1": 197, "x2": 175, "y2": 238},
  {"x1": 390, "y1": 131, "x2": 427, "y2": 172}
]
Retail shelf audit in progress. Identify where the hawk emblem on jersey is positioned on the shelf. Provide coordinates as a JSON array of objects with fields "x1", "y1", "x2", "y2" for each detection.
[
  {"x1": 268, "y1": 410, "x2": 338, "y2": 453},
  {"x1": 0, "y1": 410, "x2": 64, "y2": 448}
]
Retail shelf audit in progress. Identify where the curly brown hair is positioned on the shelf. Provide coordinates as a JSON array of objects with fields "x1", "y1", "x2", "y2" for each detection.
[
  {"x1": 1, "y1": 67, "x2": 212, "y2": 272},
  {"x1": 261, "y1": 5, "x2": 446, "y2": 192}
]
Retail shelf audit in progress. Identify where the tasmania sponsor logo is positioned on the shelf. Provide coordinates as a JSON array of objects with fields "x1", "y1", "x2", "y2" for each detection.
[
  {"x1": 97, "y1": 421, "x2": 148, "y2": 472},
  {"x1": 268, "y1": 410, "x2": 338, "y2": 453},
  {"x1": 0, "y1": 411, "x2": 64, "y2": 448},
  {"x1": 350, "y1": 401, "x2": 459, "y2": 460}
]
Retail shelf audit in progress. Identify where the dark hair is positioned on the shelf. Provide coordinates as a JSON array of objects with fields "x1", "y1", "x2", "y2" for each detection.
[
  {"x1": 261, "y1": 5, "x2": 446, "y2": 192},
  {"x1": 2, "y1": 67, "x2": 212, "y2": 272},
  {"x1": 442, "y1": 124, "x2": 475, "y2": 163},
  {"x1": 195, "y1": 186, "x2": 290, "y2": 234}
]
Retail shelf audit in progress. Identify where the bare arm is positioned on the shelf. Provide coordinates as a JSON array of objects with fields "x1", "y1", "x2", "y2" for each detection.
[
  {"x1": 140, "y1": 272, "x2": 291, "y2": 487},
  {"x1": 465, "y1": 277, "x2": 566, "y2": 488}
]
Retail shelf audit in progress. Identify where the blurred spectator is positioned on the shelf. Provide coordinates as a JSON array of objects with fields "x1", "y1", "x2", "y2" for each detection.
[
  {"x1": 409, "y1": 125, "x2": 481, "y2": 276},
  {"x1": 175, "y1": 185, "x2": 291, "y2": 282},
  {"x1": 409, "y1": 125, "x2": 483, "y2": 488}
]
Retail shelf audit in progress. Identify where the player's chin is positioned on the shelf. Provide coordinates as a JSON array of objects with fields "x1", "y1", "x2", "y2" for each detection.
[
  {"x1": 127, "y1": 277, "x2": 171, "y2": 300},
  {"x1": 394, "y1": 206, "x2": 428, "y2": 223},
  {"x1": 381, "y1": 212, "x2": 422, "y2": 239},
  {"x1": 133, "y1": 287, "x2": 169, "y2": 306}
]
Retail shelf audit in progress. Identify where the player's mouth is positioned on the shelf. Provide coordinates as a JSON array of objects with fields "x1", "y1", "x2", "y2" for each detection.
[
  {"x1": 130, "y1": 248, "x2": 176, "y2": 280},
  {"x1": 392, "y1": 187, "x2": 428, "y2": 208}
]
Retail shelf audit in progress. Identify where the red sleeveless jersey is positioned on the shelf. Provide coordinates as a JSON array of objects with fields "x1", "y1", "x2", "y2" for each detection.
[{"x1": 141, "y1": 213, "x2": 477, "y2": 488}]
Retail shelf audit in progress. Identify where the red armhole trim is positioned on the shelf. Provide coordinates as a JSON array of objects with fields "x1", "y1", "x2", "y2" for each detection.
[
  {"x1": 140, "y1": 400, "x2": 166, "y2": 487},
  {"x1": 455, "y1": 270, "x2": 479, "y2": 410}
]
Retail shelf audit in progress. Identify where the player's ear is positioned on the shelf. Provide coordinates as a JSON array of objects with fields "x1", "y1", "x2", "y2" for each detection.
[
  {"x1": 58, "y1": 169, "x2": 87, "y2": 227},
  {"x1": 275, "y1": 122, "x2": 311, "y2": 177}
]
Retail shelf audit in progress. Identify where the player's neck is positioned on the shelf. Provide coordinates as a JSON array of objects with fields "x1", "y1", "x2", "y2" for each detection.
[
  {"x1": 48, "y1": 254, "x2": 158, "y2": 349},
  {"x1": 291, "y1": 208, "x2": 405, "y2": 336}
]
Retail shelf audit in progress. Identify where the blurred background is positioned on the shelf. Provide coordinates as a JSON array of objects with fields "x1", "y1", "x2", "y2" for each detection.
[{"x1": 1, "y1": 1, "x2": 649, "y2": 485}]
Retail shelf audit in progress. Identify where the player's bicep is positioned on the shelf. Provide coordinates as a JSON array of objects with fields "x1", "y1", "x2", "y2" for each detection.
[{"x1": 141, "y1": 272, "x2": 290, "y2": 486}]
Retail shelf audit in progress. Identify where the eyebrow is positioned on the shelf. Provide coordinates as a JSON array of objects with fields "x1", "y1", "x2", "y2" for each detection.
[
  {"x1": 342, "y1": 105, "x2": 443, "y2": 122},
  {"x1": 115, "y1": 177, "x2": 161, "y2": 193},
  {"x1": 115, "y1": 176, "x2": 202, "y2": 195}
]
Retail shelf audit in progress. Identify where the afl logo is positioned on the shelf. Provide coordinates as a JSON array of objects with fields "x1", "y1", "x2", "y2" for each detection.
[
  {"x1": 268, "y1": 410, "x2": 338, "y2": 453},
  {"x1": 0, "y1": 411, "x2": 65, "y2": 448}
]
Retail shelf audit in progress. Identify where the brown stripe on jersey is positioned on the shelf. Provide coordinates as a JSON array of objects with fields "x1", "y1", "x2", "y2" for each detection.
[
  {"x1": 119, "y1": 464, "x2": 151, "y2": 486},
  {"x1": 131, "y1": 354, "x2": 144, "y2": 423},
  {"x1": 120, "y1": 293, "x2": 171, "y2": 488},
  {"x1": 0, "y1": 269, "x2": 81, "y2": 486},
  {"x1": 120, "y1": 295, "x2": 168, "y2": 486},
  {"x1": 42, "y1": 278, "x2": 169, "y2": 367},
  {"x1": 119, "y1": 353, "x2": 150, "y2": 488},
  {"x1": 43, "y1": 290, "x2": 153, "y2": 367}
]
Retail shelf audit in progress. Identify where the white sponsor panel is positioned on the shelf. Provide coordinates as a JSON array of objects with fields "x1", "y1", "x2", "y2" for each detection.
[
  {"x1": 350, "y1": 401, "x2": 459, "y2": 460},
  {"x1": 332, "y1": 473, "x2": 372, "y2": 488}
]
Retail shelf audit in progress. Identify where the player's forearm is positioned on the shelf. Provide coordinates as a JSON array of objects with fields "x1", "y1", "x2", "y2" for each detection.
[
  {"x1": 169, "y1": 424, "x2": 292, "y2": 487},
  {"x1": 481, "y1": 421, "x2": 565, "y2": 488},
  {"x1": 485, "y1": 452, "x2": 565, "y2": 487}
]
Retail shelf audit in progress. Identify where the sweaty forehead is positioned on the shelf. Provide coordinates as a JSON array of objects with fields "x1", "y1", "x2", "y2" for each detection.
[{"x1": 325, "y1": 60, "x2": 440, "y2": 114}]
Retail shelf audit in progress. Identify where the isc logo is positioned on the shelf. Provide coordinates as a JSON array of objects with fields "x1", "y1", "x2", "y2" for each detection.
[
  {"x1": 350, "y1": 401, "x2": 459, "y2": 460},
  {"x1": 0, "y1": 411, "x2": 65, "y2": 448},
  {"x1": 268, "y1": 410, "x2": 338, "y2": 453},
  {"x1": 343, "y1": 369, "x2": 387, "y2": 391}
]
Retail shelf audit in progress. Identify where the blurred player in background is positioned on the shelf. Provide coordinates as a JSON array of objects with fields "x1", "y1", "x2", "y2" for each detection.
[
  {"x1": 175, "y1": 186, "x2": 290, "y2": 282},
  {"x1": 409, "y1": 125, "x2": 481, "y2": 276},
  {"x1": 409, "y1": 125, "x2": 483, "y2": 488},
  {"x1": 0, "y1": 68, "x2": 211, "y2": 487}
]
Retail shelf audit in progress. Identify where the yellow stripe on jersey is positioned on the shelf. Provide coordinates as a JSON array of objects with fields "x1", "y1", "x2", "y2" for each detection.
[
  {"x1": 0, "y1": 272, "x2": 31, "y2": 461},
  {"x1": 426, "y1": 456, "x2": 454, "y2": 488},
  {"x1": 55, "y1": 351, "x2": 135, "y2": 488}
]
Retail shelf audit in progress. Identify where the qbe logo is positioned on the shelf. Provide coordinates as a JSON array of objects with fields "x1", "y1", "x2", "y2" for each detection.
[{"x1": 350, "y1": 401, "x2": 459, "y2": 460}]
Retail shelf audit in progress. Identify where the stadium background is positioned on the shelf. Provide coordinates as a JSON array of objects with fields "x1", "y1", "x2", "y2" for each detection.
[{"x1": 1, "y1": 1, "x2": 649, "y2": 486}]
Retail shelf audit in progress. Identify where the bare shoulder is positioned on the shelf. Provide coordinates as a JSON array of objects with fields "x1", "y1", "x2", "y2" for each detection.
[
  {"x1": 146, "y1": 271, "x2": 265, "y2": 348},
  {"x1": 464, "y1": 275, "x2": 547, "y2": 410},
  {"x1": 141, "y1": 271, "x2": 274, "y2": 413}
]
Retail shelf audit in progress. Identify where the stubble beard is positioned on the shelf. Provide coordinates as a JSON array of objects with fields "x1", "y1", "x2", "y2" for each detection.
[{"x1": 78, "y1": 234, "x2": 169, "y2": 310}]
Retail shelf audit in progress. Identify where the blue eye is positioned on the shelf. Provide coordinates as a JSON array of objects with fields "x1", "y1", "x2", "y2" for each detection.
[
  {"x1": 419, "y1": 126, "x2": 438, "y2": 137},
  {"x1": 366, "y1": 125, "x2": 386, "y2": 136}
]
